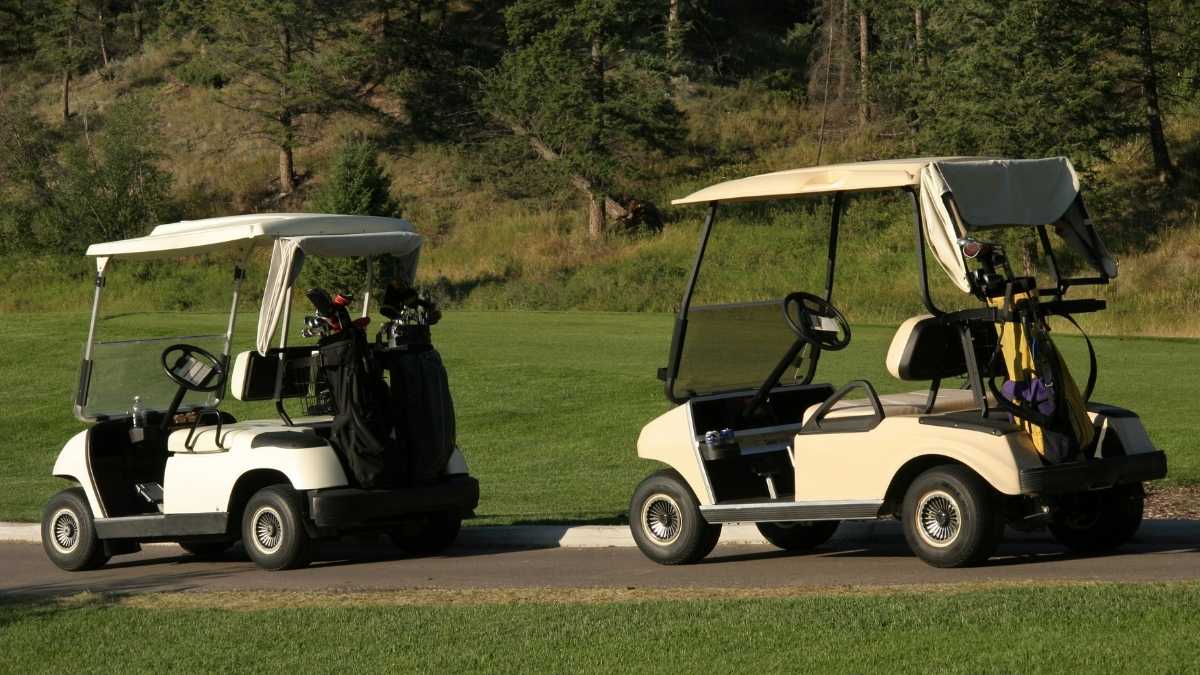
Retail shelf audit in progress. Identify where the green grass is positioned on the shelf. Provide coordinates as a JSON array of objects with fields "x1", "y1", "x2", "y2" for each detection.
[
  {"x1": 2, "y1": 583, "x2": 1200, "y2": 672},
  {"x1": 1, "y1": 310, "x2": 1197, "y2": 523}
]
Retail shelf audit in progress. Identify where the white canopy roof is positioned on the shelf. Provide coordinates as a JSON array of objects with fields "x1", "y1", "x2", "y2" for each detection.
[
  {"x1": 86, "y1": 213, "x2": 417, "y2": 265},
  {"x1": 671, "y1": 157, "x2": 990, "y2": 205}
]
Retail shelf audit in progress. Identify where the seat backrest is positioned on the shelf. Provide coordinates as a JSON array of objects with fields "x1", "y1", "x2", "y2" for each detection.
[
  {"x1": 885, "y1": 315, "x2": 968, "y2": 381},
  {"x1": 230, "y1": 347, "x2": 319, "y2": 402}
]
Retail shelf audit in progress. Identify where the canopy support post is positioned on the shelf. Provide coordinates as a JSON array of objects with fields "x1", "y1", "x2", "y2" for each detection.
[
  {"x1": 273, "y1": 286, "x2": 294, "y2": 426},
  {"x1": 663, "y1": 201, "x2": 718, "y2": 403},
  {"x1": 219, "y1": 265, "x2": 247, "y2": 403},
  {"x1": 75, "y1": 263, "x2": 107, "y2": 419},
  {"x1": 909, "y1": 188, "x2": 943, "y2": 316},
  {"x1": 824, "y1": 192, "x2": 843, "y2": 302}
]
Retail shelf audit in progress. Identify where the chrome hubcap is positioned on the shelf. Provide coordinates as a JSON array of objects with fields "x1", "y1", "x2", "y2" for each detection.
[
  {"x1": 50, "y1": 508, "x2": 80, "y2": 554},
  {"x1": 916, "y1": 490, "x2": 962, "y2": 548},
  {"x1": 641, "y1": 494, "x2": 683, "y2": 545},
  {"x1": 252, "y1": 507, "x2": 284, "y2": 554}
]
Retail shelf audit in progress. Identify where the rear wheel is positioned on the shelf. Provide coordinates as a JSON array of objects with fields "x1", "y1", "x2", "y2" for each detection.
[
  {"x1": 902, "y1": 465, "x2": 1004, "y2": 568},
  {"x1": 629, "y1": 469, "x2": 721, "y2": 565},
  {"x1": 42, "y1": 488, "x2": 109, "y2": 572},
  {"x1": 389, "y1": 511, "x2": 463, "y2": 554},
  {"x1": 242, "y1": 485, "x2": 313, "y2": 570},
  {"x1": 757, "y1": 520, "x2": 839, "y2": 551},
  {"x1": 1049, "y1": 483, "x2": 1144, "y2": 553}
]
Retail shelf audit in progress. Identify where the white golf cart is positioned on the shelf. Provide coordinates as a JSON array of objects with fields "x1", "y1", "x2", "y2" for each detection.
[
  {"x1": 630, "y1": 157, "x2": 1167, "y2": 568},
  {"x1": 42, "y1": 214, "x2": 478, "y2": 571}
]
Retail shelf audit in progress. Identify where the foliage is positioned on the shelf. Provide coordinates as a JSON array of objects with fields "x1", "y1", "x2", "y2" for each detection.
[{"x1": 304, "y1": 134, "x2": 402, "y2": 294}]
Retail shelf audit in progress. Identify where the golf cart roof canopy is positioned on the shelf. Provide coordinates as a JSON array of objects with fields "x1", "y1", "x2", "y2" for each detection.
[
  {"x1": 85, "y1": 213, "x2": 418, "y2": 265},
  {"x1": 671, "y1": 157, "x2": 991, "y2": 205}
]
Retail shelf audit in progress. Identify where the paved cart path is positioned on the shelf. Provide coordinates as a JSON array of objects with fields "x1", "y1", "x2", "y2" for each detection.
[{"x1": 3, "y1": 521, "x2": 1198, "y2": 600}]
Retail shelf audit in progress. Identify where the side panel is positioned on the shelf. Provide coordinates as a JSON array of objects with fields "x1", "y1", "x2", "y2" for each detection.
[
  {"x1": 793, "y1": 417, "x2": 1043, "y2": 500},
  {"x1": 163, "y1": 441, "x2": 349, "y2": 514},
  {"x1": 51, "y1": 430, "x2": 107, "y2": 518},
  {"x1": 637, "y1": 404, "x2": 714, "y2": 504}
]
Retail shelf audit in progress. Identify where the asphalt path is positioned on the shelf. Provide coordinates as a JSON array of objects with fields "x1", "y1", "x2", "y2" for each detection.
[{"x1": 3, "y1": 520, "x2": 1198, "y2": 600}]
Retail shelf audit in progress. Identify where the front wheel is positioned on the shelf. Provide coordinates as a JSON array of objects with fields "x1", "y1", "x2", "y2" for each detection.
[
  {"x1": 1049, "y1": 483, "x2": 1144, "y2": 553},
  {"x1": 757, "y1": 520, "x2": 839, "y2": 551},
  {"x1": 242, "y1": 485, "x2": 313, "y2": 571},
  {"x1": 629, "y1": 469, "x2": 722, "y2": 565},
  {"x1": 901, "y1": 465, "x2": 1004, "y2": 568},
  {"x1": 42, "y1": 488, "x2": 109, "y2": 571}
]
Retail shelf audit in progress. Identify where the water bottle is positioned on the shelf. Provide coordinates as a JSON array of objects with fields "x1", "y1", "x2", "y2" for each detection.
[{"x1": 130, "y1": 396, "x2": 144, "y2": 428}]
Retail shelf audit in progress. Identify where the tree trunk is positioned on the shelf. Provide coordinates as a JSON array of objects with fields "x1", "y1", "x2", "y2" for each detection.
[
  {"x1": 588, "y1": 191, "x2": 605, "y2": 240},
  {"x1": 667, "y1": 0, "x2": 682, "y2": 70},
  {"x1": 278, "y1": 25, "x2": 296, "y2": 193},
  {"x1": 1135, "y1": 0, "x2": 1174, "y2": 183},
  {"x1": 133, "y1": 0, "x2": 144, "y2": 47},
  {"x1": 98, "y1": 4, "x2": 110, "y2": 68},
  {"x1": 837, "y1": 0, "x2": 849, "y2": 99},
  {"x1": 61, "y1": 69, "x2": 71, "y2": 122},
  {"x1": 914, "y1": 5, "x2": 925, "y2": 72},
  {"x1": 858, "y1": 9, "x2": 869, "y2": 126}
]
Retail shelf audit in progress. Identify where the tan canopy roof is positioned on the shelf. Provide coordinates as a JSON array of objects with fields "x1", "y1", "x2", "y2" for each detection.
[{"x1": 672, "y1": 157, "x2": 991, "y2": 205}]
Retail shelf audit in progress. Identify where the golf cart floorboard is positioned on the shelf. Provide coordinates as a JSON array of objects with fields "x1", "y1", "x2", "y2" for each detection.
[{"x1": 700, "y1": 496, "x2": 883, "y2": 523}]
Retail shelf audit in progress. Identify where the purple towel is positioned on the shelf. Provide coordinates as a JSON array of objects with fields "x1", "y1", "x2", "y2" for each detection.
[{"x1": 1001, "y1": 378, "x2": 1055, "y2": 416}]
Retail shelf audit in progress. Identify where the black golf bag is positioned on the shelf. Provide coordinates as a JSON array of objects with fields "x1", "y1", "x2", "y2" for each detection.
[
  {"x1": 318, "y1": 327, "x2": 396, "y2": 488},
  {"x1": 380, "y1": 347, "x2": 457, "y2": 485}
]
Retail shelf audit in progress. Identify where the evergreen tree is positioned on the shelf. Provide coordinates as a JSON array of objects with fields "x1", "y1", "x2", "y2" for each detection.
[
  {"x1": 305, "y1": 134, "x2": 401, "y2": 293},
  {"x1": 484, "y1": 0, "x2": 682, "y2": 238}
]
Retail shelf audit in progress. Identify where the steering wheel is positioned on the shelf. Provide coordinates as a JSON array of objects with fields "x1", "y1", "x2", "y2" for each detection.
[
  {"x1": 783, "y1": 292, "x2": 852, "y2": 352},
  {"x1": 160, "y1": 344, "x2": 226, "y2": 392}
]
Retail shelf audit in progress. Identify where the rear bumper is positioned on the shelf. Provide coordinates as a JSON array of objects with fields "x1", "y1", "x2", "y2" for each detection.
[
  {"x1": 307, "y1": 475, "x2": 480, "y2": 529},
  {"x1": 1019, "y1": 451, "x2": 1167, "y2": 495}
]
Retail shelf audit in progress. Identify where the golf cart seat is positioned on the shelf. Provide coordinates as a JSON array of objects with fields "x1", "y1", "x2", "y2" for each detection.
[
  {"x1": 802, "y1": 315, "x2": 989, "y2": 424},
  {"x1": 167, "y1": 421, "x2": 328, "y2": 454}
]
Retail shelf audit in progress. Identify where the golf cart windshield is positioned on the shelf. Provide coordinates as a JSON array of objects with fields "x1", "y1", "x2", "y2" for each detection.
[{"x1": 84, "y1": 335, "x2": 225, "y2": 418}]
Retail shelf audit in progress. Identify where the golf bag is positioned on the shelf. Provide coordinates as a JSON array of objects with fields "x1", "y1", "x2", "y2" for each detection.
[
  {"x1": 318, "y1": 327, "x2": 396, "y2": 488},
  {"x1": 379, "y1": 347, "x2": 457, "y2": 486}
]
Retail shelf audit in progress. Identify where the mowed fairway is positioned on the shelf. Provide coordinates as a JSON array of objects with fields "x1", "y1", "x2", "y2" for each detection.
[
  {"x1": 1, "y1": 310, "x2": 1197, "y2": 522},
  {"x1": 2, "y1": 583, "x2": 1200, "y2": 672}
]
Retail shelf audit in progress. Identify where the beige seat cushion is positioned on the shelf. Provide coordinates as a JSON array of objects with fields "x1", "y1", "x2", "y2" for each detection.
[{"x1": 802, "y1": 388, "x2": 987, "y2": 425}]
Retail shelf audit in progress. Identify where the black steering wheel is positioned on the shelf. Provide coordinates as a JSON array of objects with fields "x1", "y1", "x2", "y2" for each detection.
[
  {"x1": 783, "y1": 292, "x2": 852, "y2": 352},
  {"x1": 160, "y1": 344, "x2": 226, "y2": 392}
]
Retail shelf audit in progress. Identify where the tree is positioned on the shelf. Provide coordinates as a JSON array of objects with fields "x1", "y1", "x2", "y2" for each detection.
[
  {"x1": 43, "y1": 96, "x2": 175, "y2": 250},
  {"x1": 484, "y1": 0, "x2": 682, "y2": 238},
  {"x1": 33, "y1": 1, "x2": 91, "y2": 122},
  {"x1": 198, "y1": 0, "x2": 371, "y2": 193},
  {"x1": 305, "y1": 134, "x2": 401, "y2": 292}
]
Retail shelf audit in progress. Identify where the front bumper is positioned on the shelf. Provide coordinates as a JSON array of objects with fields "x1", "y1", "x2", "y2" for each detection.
[
  {"x1": 307, "y1": 475, "x2": 480, "y2": 529},
  {"x1": 1018, "y1": 451, "x2": 1167, "y2": 495}
]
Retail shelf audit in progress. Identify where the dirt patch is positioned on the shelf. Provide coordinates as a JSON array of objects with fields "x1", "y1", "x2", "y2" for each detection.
[{"x1": 1145, "y1": 484, "x2": 1200, "y2": 520}]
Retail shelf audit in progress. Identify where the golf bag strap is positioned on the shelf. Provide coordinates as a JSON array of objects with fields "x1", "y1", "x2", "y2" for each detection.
[{"x1": 1059, "y1": 313, "x2": 1097, "y2": 402}]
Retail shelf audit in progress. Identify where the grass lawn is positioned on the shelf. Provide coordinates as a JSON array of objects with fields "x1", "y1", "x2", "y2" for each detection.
[
  {"x1": 1, "y1": 583, "x2": 1198, "y2": 672},
  {"x1": 2, "y1": 310, "x2": 1197, "y2": 523}
]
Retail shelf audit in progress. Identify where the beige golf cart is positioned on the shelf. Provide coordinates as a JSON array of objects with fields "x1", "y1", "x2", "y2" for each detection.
[{"x1": 630, "y1": 158, "x2": 1167, "y2": 568}]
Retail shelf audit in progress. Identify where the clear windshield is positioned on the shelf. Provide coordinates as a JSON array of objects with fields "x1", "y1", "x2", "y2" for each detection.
[
  {"x1": 84, "y1": 335, "x2": 225, "y2": 418},
  {"x1": 672, "y1": 301, "x2": 813, "y2": 399}
]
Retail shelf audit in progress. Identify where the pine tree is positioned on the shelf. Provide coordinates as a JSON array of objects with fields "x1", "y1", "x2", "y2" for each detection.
[{"x1": 484, "y1": 0, "x2": 682, "y2": 238}]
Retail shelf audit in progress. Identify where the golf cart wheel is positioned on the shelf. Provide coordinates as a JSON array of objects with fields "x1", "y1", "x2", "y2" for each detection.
[
  {"x1": 41, "y1": 487, "x2": 109, "y2": 572},
  {"x1": 389, "y1": 511, "x2": 463, "y2": 554},
  {"x1": 756, "y1": 520, "x2": 840, "y2": 551},
  {"x1": 1049, "y1": 483, "x2": 1144, "y2": 553},
  {"x1": 178, "y1": 540, "x2": 233, "y2": 559},
  {"x1": 629, "y1": 469, "x2": 721, "y2": 565},
  {"x1": 902, "y1": 465, "x2": 1004, "y2": 568},
  {"x1": 242, "y1": 485, "x2": 313, "y2": 571}
]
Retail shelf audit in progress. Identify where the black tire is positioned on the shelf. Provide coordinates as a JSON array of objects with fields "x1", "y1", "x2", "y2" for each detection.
[
  {"x1": 389, "y1": 511, "x2": 463, "y2": 554},
  {"x1": 1049, "y1": 483, "x2": 1144, "y2": 553},
  {"x1": 901, "y1": 465, "x2": 1004, "y2": 568},
  {"x1": 42, "y1": 487, "x2": 109, "y2": 572},
  {"x1": 178, "y1": 540, "x2": 233, "y2": 558},
  {"x1": 629, "y1": 469, "x2": 722, "y2": 565},
  {"x1": 757, "y1": 520, "x2": 840, "y2": 551},
  {"x1": 241, "y1": 485, "x2": 313, "y2": 571}
]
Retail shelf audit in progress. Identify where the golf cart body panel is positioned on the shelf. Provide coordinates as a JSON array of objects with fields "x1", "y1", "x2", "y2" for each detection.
[
  {"x1": 46, "y1": 213, "x2": 477, "y2": 571},
  {"x1": 631, "y1": 157, "x2": 1167, "y2": 567}
]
